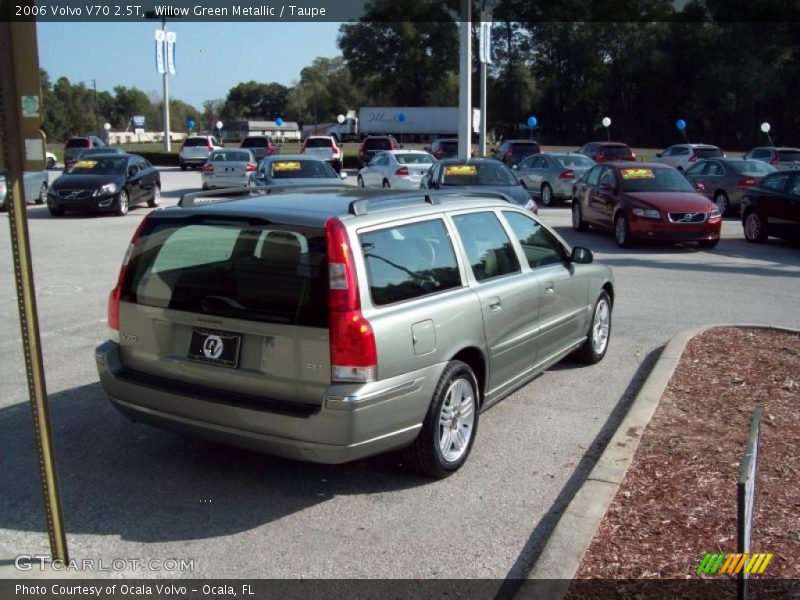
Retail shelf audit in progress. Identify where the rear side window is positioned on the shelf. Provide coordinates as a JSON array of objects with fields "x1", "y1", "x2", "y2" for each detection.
[
  {"x1": 242, "y1": 137, "x2": 270, "y2": 147},
  {"x1": 305, "y1": 138, "x2": 333, "y2": 148},
  {"x1": 122, "y1": 218, "x2": 328, "y2": 327},
  {"x1": 511, "y1": 143, "x2": 540, "y2": 154},
  {"x1": 696, "y1": 147, "x2": 723, "y2": 159},
  {"x1": 452, "y1": 212, "x2": 520, "y2": 282},
  {"x1": 761, "y1": 174, "x2": 790, "y2": 192},
  {"x1": 66, "y1": 138, "x2": 90, "y2": 148},
  {"x1": 360, "y1": 219, "x2": 461, "y2": 306},
  {"x1": 184, "y1": 138, "x2": 211, "y2": 147}
]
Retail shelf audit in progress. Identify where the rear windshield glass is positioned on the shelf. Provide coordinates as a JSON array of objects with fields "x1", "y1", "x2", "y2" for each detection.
[
  {"x1": 184, "y1": 138, "x2": 212, "y2": 147},
  {"x1": 66, "y1": 139, "x2": 90, "y2": 148},
  {"x1": 210, "y1": 151, "x2": 252, "y2": 162},
  {"x1": 242, "y1": 137, "x2": 270, "y2": 147},
  {"x1": 122, "y1": 217, "x2": 328, "y2": 328},
  {"x1": 511, "y1": 143, "x2": 540, "y2": 154},
  {"x1": 778, "y1": 150, "x2": 800, "y2": 162},
  {"x1": 555, "y1": 155, "x2": 593, "y2": 168},
  {"x1": 304, "y1": 138, "x2": 333, "y2": 148},
  {"x1": 268, "y1": 160, "x2": 337, "y2": 179},
  {"x1": 696, "y1": 147, "x2": 723, "y2": 159},
  {"x1": 396, "y1": 153, "x2": 435, "y2": 165},
  {"x1": 601, "y1": 145, "x2": 633, "y2": 157},
  {"x1": 727, "y1": 160, "x2": 774, "y2": 176},
  {"x1": 364, "y1": 138, "x2": 393, "y2": 150}
]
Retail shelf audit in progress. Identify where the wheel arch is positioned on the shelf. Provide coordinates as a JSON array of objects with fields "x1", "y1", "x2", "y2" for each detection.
[{"x1": 449, "y1": 346, "x2": 487, "y2": 404}]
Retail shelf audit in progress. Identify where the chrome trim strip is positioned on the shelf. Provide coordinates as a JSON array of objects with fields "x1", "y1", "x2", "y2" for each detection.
[{"x1": 326, "y1": 378, "x2": 422, "y2": 410}]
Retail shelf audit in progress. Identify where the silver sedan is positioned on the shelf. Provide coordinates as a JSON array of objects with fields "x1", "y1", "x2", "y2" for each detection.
[
  {"x1": 201, "y1": 149, "x2": 257, "y2": 190},
  {"x1": 0, "y1": 170, "x2": 48, "y2": 211},
  {"x1": 357, "y1": 150, "x2": 436, "y2": 189},
  {"x1": 515, "y1": 152, "x2": 595, "y2": 206}
]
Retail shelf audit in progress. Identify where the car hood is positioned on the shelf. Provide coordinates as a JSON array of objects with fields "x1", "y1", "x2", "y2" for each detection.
[
  {"x1": 443, "y1": 184, "x2": 530, "y2": 206},
  {"x1": 52, "y1": 173, "x2": 124, "y2": 189},
  {"x1": 625, "y1": 191, "x2": 714, "y2": 212}
]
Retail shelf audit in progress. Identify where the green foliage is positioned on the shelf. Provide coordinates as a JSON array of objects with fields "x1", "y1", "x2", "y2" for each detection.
[
  {"x1": 285, "y1": 57, "x2": 366, "y2": 125},
  {"x1": 223, "y1": 81, "x2": 289, "y2": 120}
]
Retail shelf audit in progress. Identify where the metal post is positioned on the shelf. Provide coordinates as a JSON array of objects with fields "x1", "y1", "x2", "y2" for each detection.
[
  {"x1": 161, "y1": 18, "x2": 171, "y2": 151},
  {"x1": 0, "y1": 17, "x2": 69, "y2": 564},
  {"x1": 479, "y1": 8, "x2": 489, "y2": 157},
  {"x1": 458, "y1": 0, "x2": 472, "y2": 160}
]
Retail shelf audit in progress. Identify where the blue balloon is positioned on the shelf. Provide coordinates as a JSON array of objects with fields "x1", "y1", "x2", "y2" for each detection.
[
  {"x1": 398, "y1": 112, "x2": 406, "y2": 123},
  {"x1": 186, "y1": 119, "x2": 196, "y2": 129},
  {"x1": 527, "y1": 116, "x2": 537, "y2": 128},
  {"x1": 275, "y1": 117, "x2": 284, "y2": 127},
  {"x1": 676, "y1": 119, "x2": 686, "y2": 131}
]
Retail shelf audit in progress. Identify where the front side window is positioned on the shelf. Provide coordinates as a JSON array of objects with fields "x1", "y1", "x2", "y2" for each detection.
[
  {"x1": 762, "y1": 174, "x2": 790, "y2": 192},
  {"x1": 452, "y1": 212, "x2": 520, "y2": 282},
  {"x1": 584, "y1": 165, "x2": 602, "y2": 185},
  {"x1": 705, "y1": 162, "x2": 724, "y2": 176},
  {"x1": 360, "y1": 219, "x2": 461, "y2": 306},
  {"x1": 504, "y1": 211, "x2": 565, "y2": 269}
]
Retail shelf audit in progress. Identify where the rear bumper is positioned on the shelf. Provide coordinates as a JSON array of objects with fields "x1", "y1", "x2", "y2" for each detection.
[
  {"x1": 179, "y1": 156, "x2": 208, "y2": 165},
  {"x1": 95, "y1": 341, "x2": 439, "y2": 464}
]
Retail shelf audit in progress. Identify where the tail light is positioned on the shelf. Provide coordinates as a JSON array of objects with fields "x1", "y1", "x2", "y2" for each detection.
[
  {"x1": 203, "y1": 163, "x2": 214, "y2": 173},
  {"x1": 596, "y1": 153, "x2": 605, "y2": 161},
  {"x1": 207, "y1": 144, "x2": 214, "y2": 152},
  {"x1": 737, "y1": 178, "x2": 756, "y2": 188},
  {"x1": 769, "y1": 155, "x2": 780, "y2": 165},
  {"x1": 688, "y1": 152, "x2": 697, "y2": 162},
  {"x1": 325, "y1": 218, "x2": 376, "y2": 383},
  {"x1": 331, "y1": 141, "x2": 340, "y2": 155},
  {"x1": 434, "y1": 150, "x2": 443, "y2": 159},
  {"x1": 631, "y1": 152, "x2": 636, "y2": 160},
  {"x1": 245, "y1": 163, "x2": 256, "y2": 172},
  {"x1": 395, "y1": 166, "x2": 409, "y2": 176},
  {"x1": 108, "y1": 218, "x2": 148, "y2": 333},
  {"x1": 559, "y1": 170, "x2": 575, "y2": 179}
]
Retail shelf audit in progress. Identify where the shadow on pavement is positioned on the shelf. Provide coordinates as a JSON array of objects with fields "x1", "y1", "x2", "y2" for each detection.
[{"x1": 0, "y1": 383, "x2": 431, "y2": 544}]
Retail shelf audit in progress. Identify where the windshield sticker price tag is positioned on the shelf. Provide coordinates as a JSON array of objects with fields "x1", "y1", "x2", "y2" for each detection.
[
  {"x1": 444, "y1": 164, "x2": 477, "y2": 176},
  {"x1": 620, "y1": 168, "x2": 655, "y2": 179},
  {"x1": 272, "y1": 161, "x2": 302, "y2": 172},
  {"x1": 75, "y1": 160, "x2": 97, "y2": 168}
]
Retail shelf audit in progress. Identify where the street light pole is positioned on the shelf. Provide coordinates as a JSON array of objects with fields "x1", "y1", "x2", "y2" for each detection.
[
  {"x1": 161, "y1": 18, "x2": 171, "y2": 152},
  {"x1": 458, "y1": 0, "x2": 472, "y2": 160}
]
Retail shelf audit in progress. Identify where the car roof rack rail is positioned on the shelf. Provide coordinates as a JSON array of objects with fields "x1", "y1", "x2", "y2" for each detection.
[
  {"x1": 347, "y1": 189, "x2": 513, "y2": 216},
  {"x1": 178, "y1": 184, "x2": 352, "y2": 207}
]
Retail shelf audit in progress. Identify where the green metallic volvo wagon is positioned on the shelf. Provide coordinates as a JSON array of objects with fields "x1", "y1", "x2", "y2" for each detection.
[{"x1": 96, "y1": 187, "x2": 614, "y2": 477}]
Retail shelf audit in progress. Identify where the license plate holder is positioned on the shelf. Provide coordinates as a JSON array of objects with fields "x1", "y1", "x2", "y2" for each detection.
[{"x1": 187, "y1": 328, "x2": 242, "y2": 368}]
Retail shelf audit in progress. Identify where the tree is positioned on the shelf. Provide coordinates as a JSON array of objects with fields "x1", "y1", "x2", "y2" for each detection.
[
  {"x1": 285, "y1": 56, "x2": 366, "y2": 126},
  {"x1": 223, "y1": 81, "x2": 289, "y2": 120},
  {"x1": 338, "y1": 0, "x2": 459, "y2": 106}
]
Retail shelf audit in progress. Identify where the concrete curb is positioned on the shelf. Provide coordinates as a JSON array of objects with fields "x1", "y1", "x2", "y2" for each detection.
[{"x1": 525, "y1": 324, "x2": 800, "y2": 586}]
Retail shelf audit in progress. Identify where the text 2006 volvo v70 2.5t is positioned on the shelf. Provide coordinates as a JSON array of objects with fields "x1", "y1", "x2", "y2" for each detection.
[{"x1": 96, "y1": 188, "x2": 614, "y2": 477}]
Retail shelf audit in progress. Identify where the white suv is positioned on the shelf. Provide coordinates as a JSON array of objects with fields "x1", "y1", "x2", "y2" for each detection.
[
  {"x1": 653, "y1": 144, "x2": 724, "y2": 171},
  {"x1": 179, "y1": 135, "x2": 222, "y2": 170},
  {"x1": 301, "y1": 136, "x2": 342, "y2": 172}
]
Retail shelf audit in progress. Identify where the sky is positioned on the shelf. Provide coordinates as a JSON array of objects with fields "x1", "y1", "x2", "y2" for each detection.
[{"x1": 36, "y1": 22, "x2": 342, "y2": 109}]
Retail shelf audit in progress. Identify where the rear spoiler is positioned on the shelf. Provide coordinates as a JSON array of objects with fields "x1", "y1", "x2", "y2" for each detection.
[{"x1": 178, "y1": 185, "x2": 350, "y2": 208}]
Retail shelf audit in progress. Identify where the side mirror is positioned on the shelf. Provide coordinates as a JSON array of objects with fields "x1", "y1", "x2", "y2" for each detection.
[
  {"x1": 128, "y1": 168, "x2": 137, "y2": 178},
  {"x1": 339, "y1": 171, "x2": 348, "y2": 179},
  {"x1": 695, "y1": 182, "x2": 705, "y2": 191},
  {"x1": 570, "y1": 246, "x2": 593, "y2": 264}
]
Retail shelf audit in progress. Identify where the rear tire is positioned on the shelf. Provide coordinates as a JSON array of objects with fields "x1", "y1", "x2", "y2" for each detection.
[
  {"x1": 147, "y1": 184, "x2": 161, "y2": 207},
  {"x1": 572, "y1": 201, "x2": 587, "y2": 231},
  {"x1": 572, "y1": 291, "x2": 612, "y2": 364},
  {"x1": 46, "y1": 156, "x2": 56, "y2": 169},
  {"x1": 48, "y1": 205, "x2": 65, "y2": 217},
  {"x1": 403, "y1": 360, "x2": 479, "y2": 478},
  {"x1": 180, "y1": 162, "x2": 187, "y2": 171},
  {"x1": 541, "y1": 183, "x2": 554, "y2": 206}
]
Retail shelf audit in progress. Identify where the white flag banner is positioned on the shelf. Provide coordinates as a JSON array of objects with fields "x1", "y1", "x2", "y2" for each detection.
[
  {"x1": 155, "y1": 30, "x2": 166, "y2": 74},
  {"x1": 166, "y1": 31, "x2": 177, "y2": 75},
  {"x1": 479, "y1": 15, "x2": 492, "y2": 64}
]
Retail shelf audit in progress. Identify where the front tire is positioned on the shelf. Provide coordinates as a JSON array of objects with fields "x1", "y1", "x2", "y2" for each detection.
[
  {"x1": 614, "y1": 213, "x2": 633, "y2": 248},
  {"x1": 541, "y1": 183, "x2": 554, "y2": 206},
  {"x1": 48, "y1": 205, "x2": 65, "y2": 217},
  {"x1": 403, "y1": 360, "x2": 479, "y2": 478},
  {"x1": 572, "y1": 291, "x2": 612, "y2": 364},
  {"x1": 179, "y1": 161, "x2": 187, "y2": 171},
  {"x1": 572, "y1": 201, "x2": 587, "y2": 231},
  {"x1": 46, "y1": 156, "x2": 56, "y2": 169},
  {"x1": 743, "y1": 211, "x2": 768, "y2": 243},
  {"x1": 115, "y1": 189, "x2": 129, "y2": 216},
  {"x1": 147, "y1": 184, "x2": 161, "y2": 207}
]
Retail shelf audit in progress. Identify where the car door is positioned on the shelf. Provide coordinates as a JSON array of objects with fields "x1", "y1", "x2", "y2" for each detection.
[
  {"x1": 365, "y1": 153, "x2": 384, "y2": 187},
  {"x1": 703, "y1": 160, "x2": 725, "y2": 195},
  {"x1": 527, "y1": 155, "x2": 548, "y2": 189},
  {"x1": 578, "y1": 165, "x2": 603, "y2": 223},
  {"x1": 502, "y1": 210, "x2": 589, "y2": 362},
  {"x1": 515, "y1": 155, "x2": 537, "y2": 187},
  {"x1": 684, "y1": 161, "x2": 711, "y2": 197},
  {"x1": 776, "y1": 175, "x2": 800, "y2": 239},
  {"x1": 449, "y1": 210, "x2": 540, "y2": 397},
  {"x1": 125, "y1": 158, "x2": 144, "y2": 202},
  {"x1": 587, "y1": 166, "x2": 615, "y2": 228},
  {"x1": 136, "y1": 159, "x2": 155, "y2": 202}
]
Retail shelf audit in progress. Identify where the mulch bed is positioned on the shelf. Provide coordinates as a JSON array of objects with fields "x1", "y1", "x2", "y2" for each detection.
[{"x1": 575, "y1": 327, "x2": 800, "y2": 581}]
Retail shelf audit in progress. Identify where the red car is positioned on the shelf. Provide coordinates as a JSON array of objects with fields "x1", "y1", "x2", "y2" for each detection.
[
  {"x1": 578, "y1": 141, "x2": 636, "y2": 163},
  {"x1": 571, "y1": 162, "x2": 722, "y2": 248}
]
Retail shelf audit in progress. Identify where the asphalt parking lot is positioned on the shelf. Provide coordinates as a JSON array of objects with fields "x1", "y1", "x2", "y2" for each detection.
[{"x1": 1, "y1": 167, "x2": 798, "y2": 579}]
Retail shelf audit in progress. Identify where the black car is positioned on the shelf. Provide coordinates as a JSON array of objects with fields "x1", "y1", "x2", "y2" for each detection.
[
  {"x1": 741, "y1": 171, "x2": 800, "y2": 243},
  {"x1": 491, "y1": 140, "x2": 541, "y2": 167},
  {"x1": 47, "y1": 153, "x2": 161, "y2": 217}
]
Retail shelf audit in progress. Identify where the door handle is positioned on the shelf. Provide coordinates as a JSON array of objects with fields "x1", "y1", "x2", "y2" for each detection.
[
  {"x1": 488, "y1": 297, "x2": 502, "y2": 311},
  {"x1": 544, "y1": 282, "x2": 555, "y2": 295}
]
